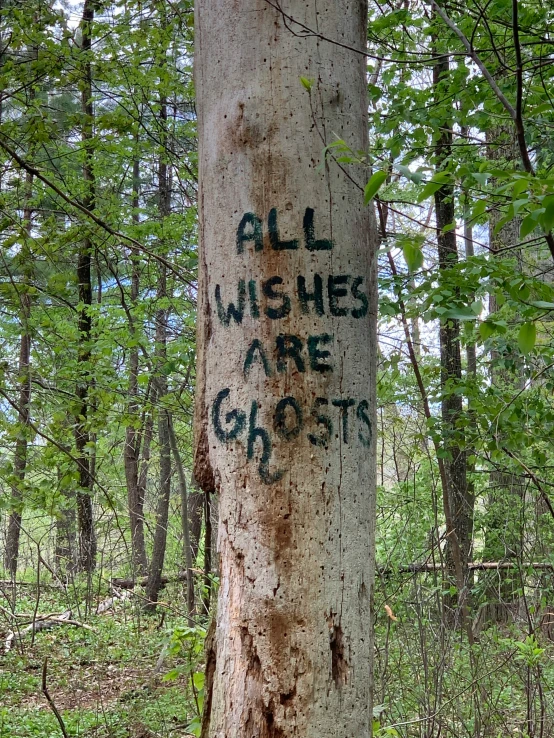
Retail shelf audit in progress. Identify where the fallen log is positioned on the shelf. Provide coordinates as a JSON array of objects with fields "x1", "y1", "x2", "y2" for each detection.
[
  {"x1": 96, "y1": 587, "x2": 130, "y2": 615},
  {"x1": 378, "y1": 561, "x2": 554, "y2": 575},
  {"x1": 4, "y1": 610, "x2": 96, "y2": 653},
  {"x1": 111, "y1": 570, "x2": 202, "y2": 590}
]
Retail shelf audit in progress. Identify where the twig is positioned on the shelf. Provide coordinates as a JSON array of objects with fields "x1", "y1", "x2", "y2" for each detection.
[{"x1": 42, "y1": 658, "x2": 69, "y2": 738}]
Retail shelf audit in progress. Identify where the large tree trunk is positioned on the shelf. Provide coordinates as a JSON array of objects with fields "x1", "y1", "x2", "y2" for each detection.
[
  {"x1": 75, "y1": 0, "x2": 97, "y2": 572},
  {"x1": 194, "y1": 2, "x2": 377, "y2": 735}
]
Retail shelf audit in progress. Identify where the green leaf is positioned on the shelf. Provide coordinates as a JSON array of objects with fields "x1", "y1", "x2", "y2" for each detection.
[
  {"x1": 520, "y1": 214, "x2": 537, "y2": 239},
  {"x1": 472, "y1": 172, "x2": 490, "y2": 185},
  {"x1": 518, "y1": 322, "x2": 536, "y2": 354},
  {"x1": 530, "y1": 300, "x2": 554, "y2": 310},
  {"x1": 395, "y1": 163, "x2": 424, "y2": 184},
  {"x1": 300, "y1": 76, "x2": 313, "y2": 92},
  {"x1": 471, "y1": 199, "x2": 487, "y2": 219},
  {"x1": 364, "y1": 170, "x2": 387, "y2": 204},
  {"x1": 402, "y1": 242, "x2": 424, "y2": 272},
  {"x1": 479, "y1": 321, "x2": 496, "y2": 340},
  {"x1": 532, "y1": 102, "x2": 553, "y2": 115},
  {"x1": 509, "y1": 281, "x2": 530, "y2": 302},
  {"x1": 441, "y1": 307, "x2": 479, "y2": 321},
  {"x1": 493, "y1": 206, "x2": 514, "y2": 236},
  {"x1": 416, "y1": 173, "x2": 452, "y2": 203},
  {"x1": 192, "y1": 672, "x2": 205, "y2": 690},
  {"x1": 540, "y1": 195, "x2": 554, "y2": 233},
  {"x1": 512, "y1": 178, "x2": 529, "y2": 197}
]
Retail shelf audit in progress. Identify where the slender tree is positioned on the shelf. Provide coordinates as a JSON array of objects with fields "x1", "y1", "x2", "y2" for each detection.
[
  {"x1": 125, "y1": 154, "x2": 148, "y2": 574},
  {"x1": 74, "y1": 0, "x2": 97, "y2": 572},
  {"x1": 432, "y1": 46, "x2": 472, "y2": 604},
  {"x1": 4, "y1": 166, "x2": 33, "y2": 577},
  {"x1": 145, "y1": 91, "x2": 172, "y2": 610}
]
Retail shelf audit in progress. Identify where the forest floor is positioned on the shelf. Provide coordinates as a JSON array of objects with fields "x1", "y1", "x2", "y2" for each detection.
[{"x1": 0, "y1": 581, "x2": 204, "y2": 738}]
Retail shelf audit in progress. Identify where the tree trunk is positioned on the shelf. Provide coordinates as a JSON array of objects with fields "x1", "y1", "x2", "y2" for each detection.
[
  {"x1": 137, "y1": 382, "x2": 156, "y2": 518},
  {"x1": 125, "y1": 155, "x2": 148, "y2": 575},
  {"x1": 194, "y1": 2, "x2": 377, "y2": 735},
  {"x1": 480, "y1": 124, "x2": 526, "y2": 624},
  {"x1": 145, "y1": 403, "x2": 171, "y2": 610},
  {"x1": 55, "y1": 464, "x2": 77, "y2": 575},
  {"x1": 75, "y1": 0, "x2": 97, "y2": 572},
  {"x1": 433, "y1": 53, "x2": 472, "y2": 604},
  {"x1": 188, "y1": 476, "x2": 203, "y2": 563},
  {"x1": 145, "y1": 101, "x2": 172, "y2": 611},
  {"x1": 168, "y1": 413, "x2": 195, "y2": 617},
  {"x1": 4, "y1": 167, "x2": 33, "y2": 578}
]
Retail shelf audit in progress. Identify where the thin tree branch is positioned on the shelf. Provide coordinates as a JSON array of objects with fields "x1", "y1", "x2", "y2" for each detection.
[
  {"x1": 42, "y1": 658, "x2": 69, "y2": 738},
  {"x1": 431, "y1": 1, "x2": 516, "y2": 119},
  {"x1": 0, "y1": 136, "x2": 193, "y2": 286}
]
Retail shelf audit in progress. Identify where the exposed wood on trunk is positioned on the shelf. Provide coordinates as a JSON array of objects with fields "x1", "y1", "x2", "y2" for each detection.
[{"x1": 202, "y1": 489, "x2": 212, "y2": 614}]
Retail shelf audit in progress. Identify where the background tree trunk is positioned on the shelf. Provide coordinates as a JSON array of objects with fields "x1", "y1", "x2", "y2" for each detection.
[
  {"x1": 194, "y1": 2, "x2": 377, "y2": 735},
  {"x1": 188, "y1": 476, "x2": 203, "y2": 563},
  {"x1": 125, "y1": 154, "x2": 148, "y2": 575},
  {"x1": 168, "y1": 413, "x2": 195, "y2": 617},
  {"x1": 4, "y1": 166, "x2": 33, "y2": 578},
  {"x1": 145, "y1": 104, "x2": 172, "y2": 611},
  {"x1": 433, "y1": 52, "x2": 472, "y2": 608},
  {"x1": 75, "y1": 0, "x2": 97, "y2": 573},
  {"x1": 480, "y1": 124, "x2": 526, "y2": 624}
]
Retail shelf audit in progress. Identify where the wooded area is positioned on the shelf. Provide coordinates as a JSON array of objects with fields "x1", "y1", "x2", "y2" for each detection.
[{"x1": 1, "y1": 0, "x2": 554, "y2": 736}]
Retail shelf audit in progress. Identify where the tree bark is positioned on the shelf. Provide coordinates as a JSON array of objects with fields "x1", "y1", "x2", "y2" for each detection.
[
  {"x1": 188, "y1": 476, "x2": 203, "y2": 563},
  {"x1": 4, "y1": 167, "x2": 33, "y2": 578},
  {"x1": 168, "y1": 413, "x2": 195, "y2": 617},
  {"x1": 125, "y1": 155, "x2": 148, "y2": 575},
  {"x1": 433, "y1": 53, "x2": 472, "y2": 600},
  {"x1": 481, "y1": 124, "x2": 526, "y2": 624},
  {"x1": 194, "y1": 2, "x2": 377, "y2": 735},
  {"x1": 75, "y1": 0, "x2": 97, "y2": 572},
  {"x1": 145, "y1": 98, "x2": 172, "y2": 611}
]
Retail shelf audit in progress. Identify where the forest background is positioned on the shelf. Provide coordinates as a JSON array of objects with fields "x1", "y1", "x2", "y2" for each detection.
[{"x1": 1, "y1": 0, "x2": 554, "y2": 736}]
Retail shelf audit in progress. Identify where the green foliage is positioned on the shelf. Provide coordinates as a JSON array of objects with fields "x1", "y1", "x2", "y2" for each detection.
[
  {"x1": 364, "y1": 170, "x2": 388, "y2": 204},
  {"x1": 0, "y1": 586, "x2": 200, "y2": 737}
]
